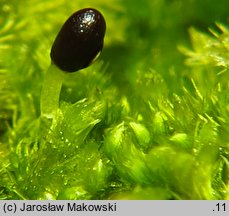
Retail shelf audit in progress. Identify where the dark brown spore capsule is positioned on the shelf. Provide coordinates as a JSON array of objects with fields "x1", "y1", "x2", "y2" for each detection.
[{"x1": 50, "y1": 8, "x2": 106, "y2": 72}]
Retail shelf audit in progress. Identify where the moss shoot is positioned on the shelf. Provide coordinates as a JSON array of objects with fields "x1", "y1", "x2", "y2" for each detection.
[{"x1": 0, "y1": 0, "x2": 228, "y2": 200}]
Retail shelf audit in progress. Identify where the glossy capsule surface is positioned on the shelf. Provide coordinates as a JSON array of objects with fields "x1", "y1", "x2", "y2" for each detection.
[{"x1": 50, "y1": 8, "x2": 106, "y2": 72}]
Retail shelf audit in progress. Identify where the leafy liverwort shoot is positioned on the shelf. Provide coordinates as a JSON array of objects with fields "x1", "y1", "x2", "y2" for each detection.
[{"x1": 40, "y1": 8, "x2": 106, "y2": 120}]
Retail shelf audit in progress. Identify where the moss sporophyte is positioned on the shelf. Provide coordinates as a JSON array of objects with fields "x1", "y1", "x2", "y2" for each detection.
[
  {"x1": 40, "y1": 8, "x2": 106, "y2": 121},
  {"x1": 1, "y1": 0, "x2": 229, "y2": 200}
]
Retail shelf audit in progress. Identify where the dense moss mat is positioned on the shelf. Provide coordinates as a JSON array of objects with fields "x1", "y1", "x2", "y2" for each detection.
[{"x1": 0, "y1": 0, "x2": 228, "y2": 199}]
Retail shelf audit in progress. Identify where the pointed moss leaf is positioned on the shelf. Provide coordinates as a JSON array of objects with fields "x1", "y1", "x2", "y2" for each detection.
[
  {"x1": 129, "y1": 121, "x2": 150, "y2": 149},
  {"x1": 153, "y1": 112, "x2": 167, "y2": 134},
  {"x1": 104, "y1": 122, "x2": 151, "y2": 184},
  {"x1": 170, "y1": 133, "x2": 192, "y2": 151},
  {"x1": 104, "y1": 122, "x2": 125, "y2": 158},
  {"x1": 181, "y1": 26, "x2": 229, "y2": 68},
  {"x1": 54, "y1": 99, "x2": 105, "y2": 146},
  {"x1": 146, "y1": 146, "x2": 201, "y2": 198}
]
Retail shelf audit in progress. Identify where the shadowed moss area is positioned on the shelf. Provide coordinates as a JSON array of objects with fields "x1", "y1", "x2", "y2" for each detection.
[{"x1": 0, "y1": 0, "x2": 228, "y2": 199}]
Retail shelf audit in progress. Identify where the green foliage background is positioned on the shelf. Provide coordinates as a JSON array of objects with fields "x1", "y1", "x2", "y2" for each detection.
[{"x1": 0, "y1": 0, "x2": 229, "y2": 199}]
